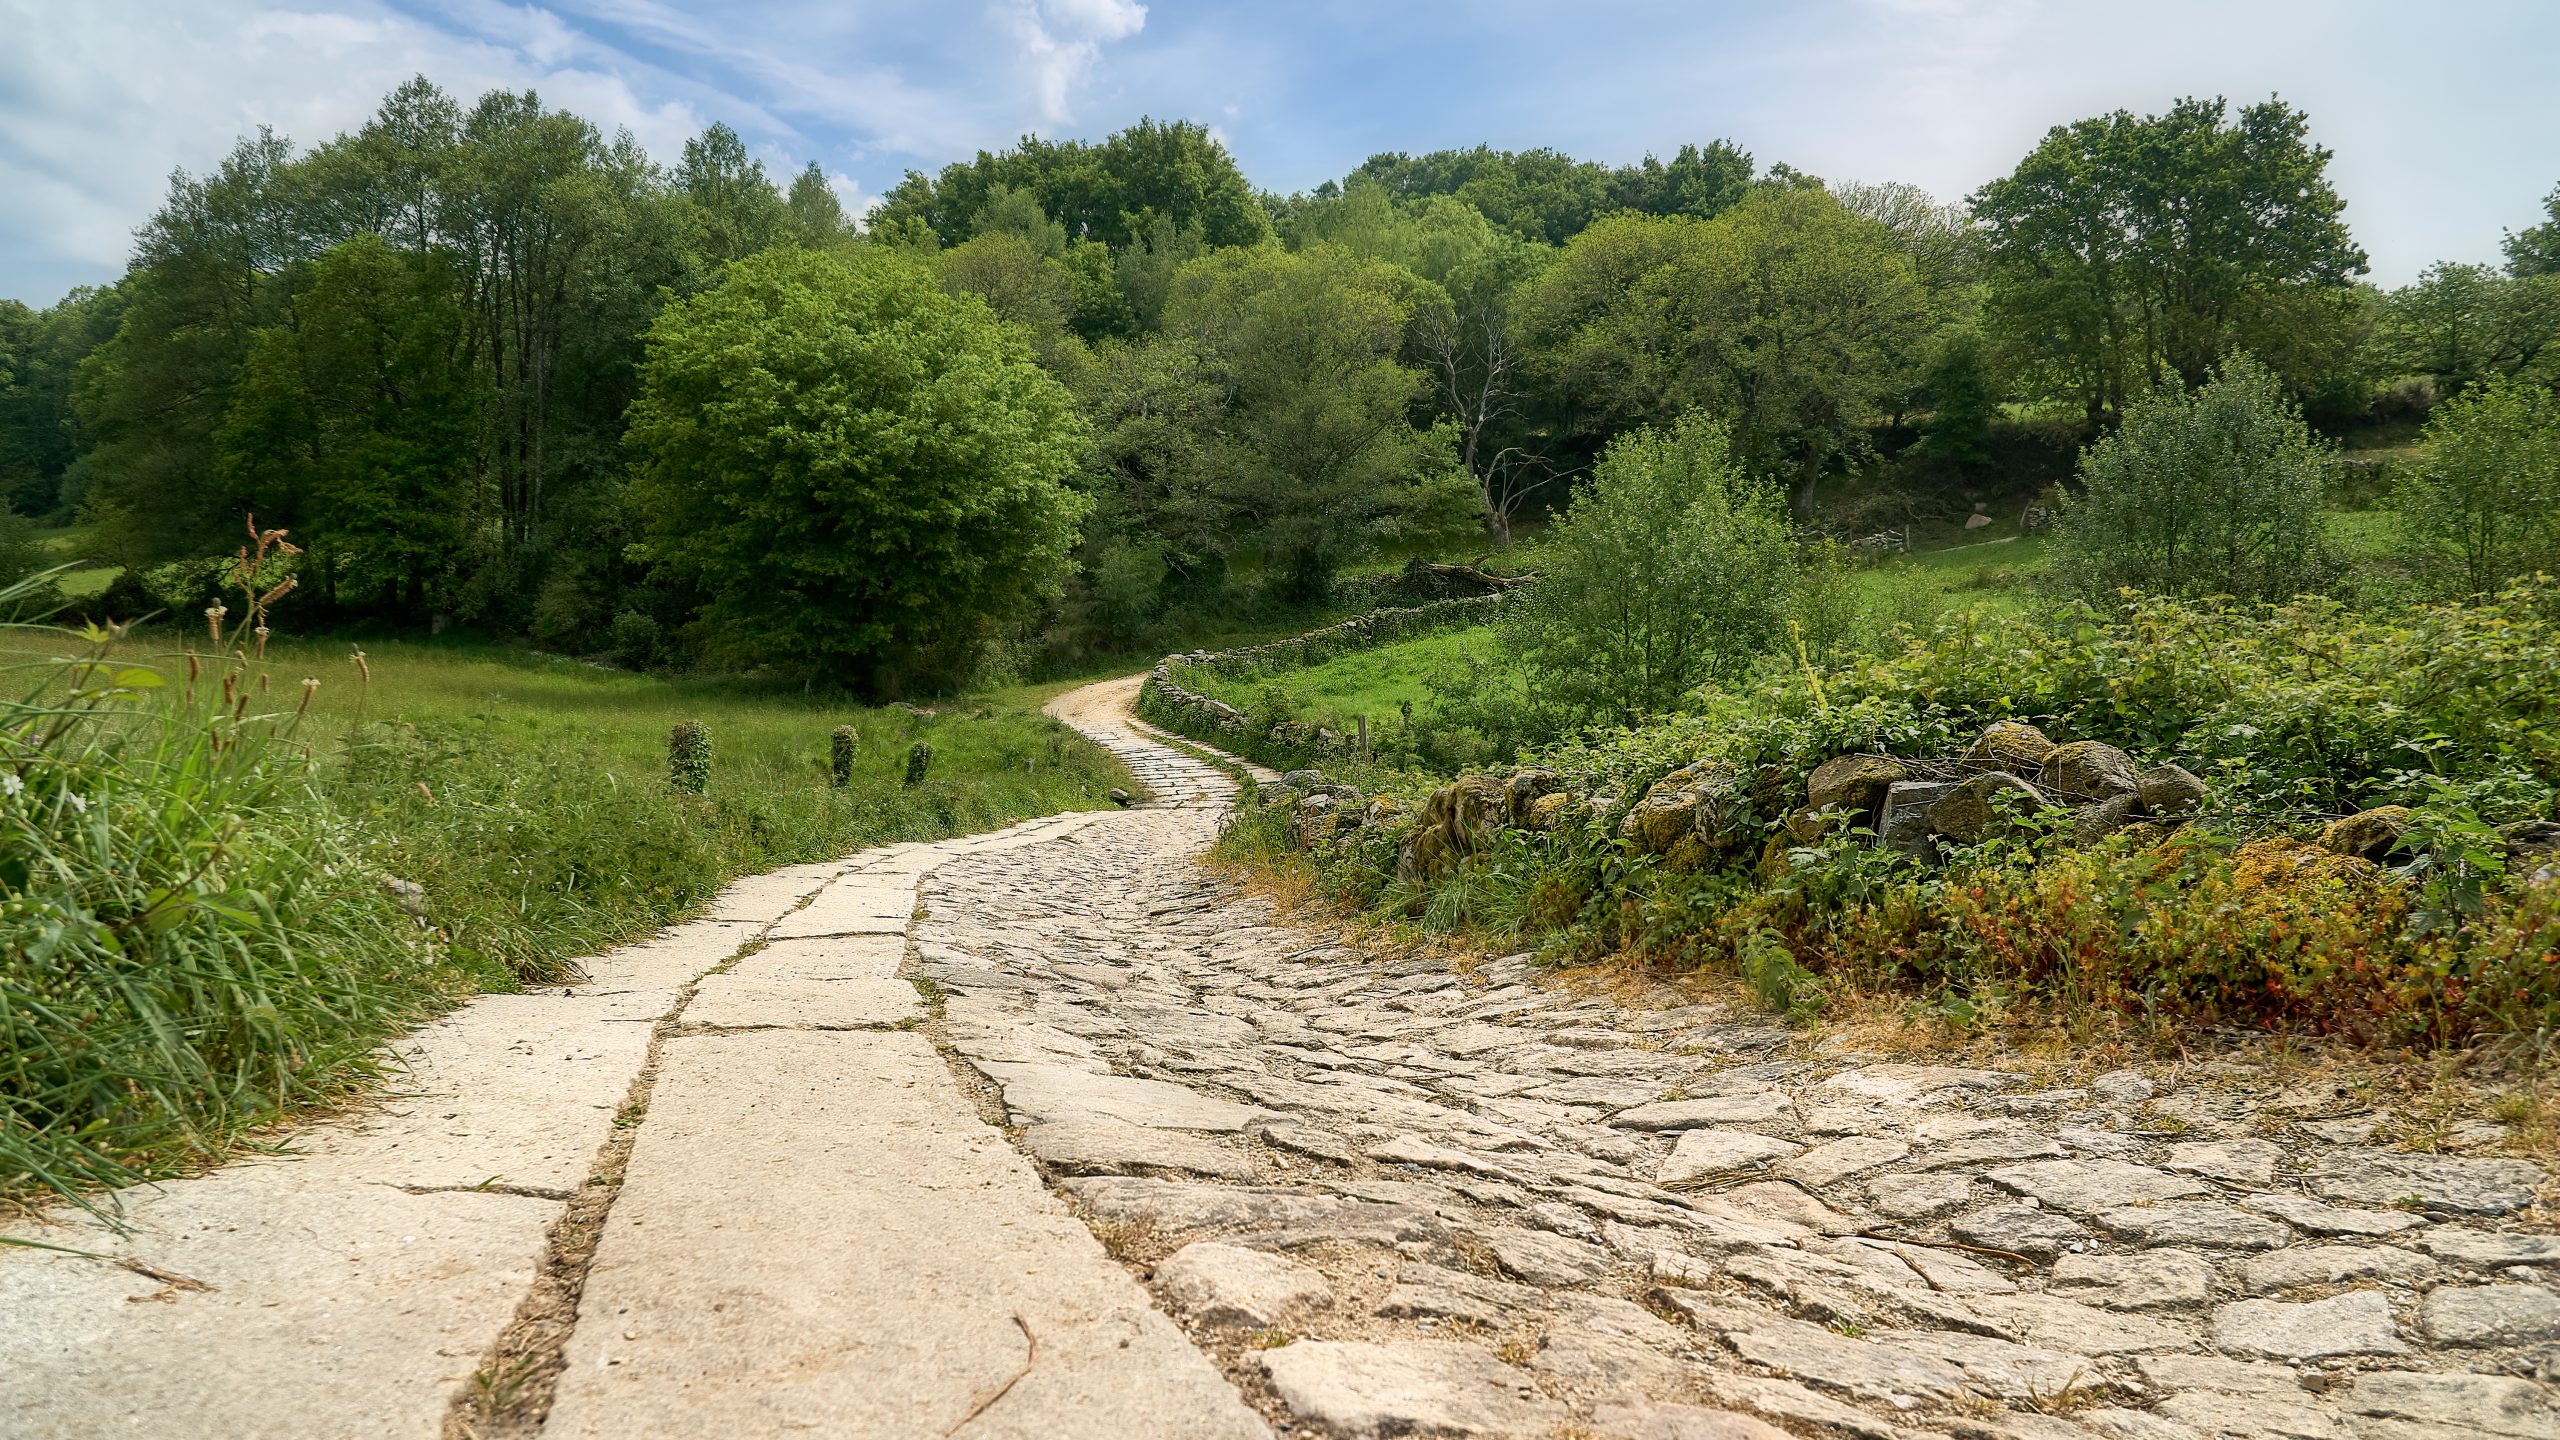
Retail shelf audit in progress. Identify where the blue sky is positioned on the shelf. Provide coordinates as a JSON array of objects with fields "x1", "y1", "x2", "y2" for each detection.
[{"x1": 5, "y1": 0, "x2": 2557, "y2": 305}]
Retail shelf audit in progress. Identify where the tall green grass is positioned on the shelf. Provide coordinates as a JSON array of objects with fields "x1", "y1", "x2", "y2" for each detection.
[
  {"x1": 4, "y1": 602, "x2": 1132, "y2": 1209},
  {"x1": 1, "y1": 597, "x2": 436, "y2": 1204}
]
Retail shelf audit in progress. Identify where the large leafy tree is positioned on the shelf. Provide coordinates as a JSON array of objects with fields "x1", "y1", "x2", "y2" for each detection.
[
  {"x1": 626, "y1": 247, "x2": 1088, "y2": 691},
  {"x1": 1519, "y1": 186, "x2": 1932, "y2": 508},
  {"x1": 1972, "y1": 96, "x2": 2367, "y2": 427},
  {"x1": 873, "y1": 119, "x2": 1268, "y2": 252},
  {"x1": 1283, "y1": 184, "x2": 1560, "y2": 542},
  {"x1": 677, "y1": 123, "x2": 790, "y2": 266},
  {"x1": 1342, "y1": 141, "x2": 1755, "y2": 245},
  {"x1": 2509, "y1": 184, "x2": 2560, "y2": 278},
  {"x1": 2050, "y1": 353, "x2": 2334, "y2": 604},
  {"x1": 1506, "y1": 413, "x2": 1794, "y2": 726},
  {"x1": 2374, "y1": 262, "x2": 2560, "y2": 395},
  {"x1": 0, "y1": 286, "x2": 122, "y2": 515},
  {"x1": 214, "y1": 235, "x2": 483, "y2": 617},
  {"x1": 1155, "y1": 244, "x2": 1471, "y2": 600}
]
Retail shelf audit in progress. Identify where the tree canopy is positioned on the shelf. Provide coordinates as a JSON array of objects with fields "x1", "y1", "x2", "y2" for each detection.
[
  {"x1": 626, "y1": 247, "x2": 1088, "y2": 691},
  {"x1": 1972, "y1": 97, "x2": 2366, "y2": 425},
  {"x1": 873, "y1": 119, "x2": 1269, "y2": 252}
]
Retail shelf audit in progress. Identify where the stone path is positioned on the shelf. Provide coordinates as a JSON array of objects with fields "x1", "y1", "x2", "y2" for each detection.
[{"x1": 2, "y1": 675, "x2": 2553, "y2": 1440}]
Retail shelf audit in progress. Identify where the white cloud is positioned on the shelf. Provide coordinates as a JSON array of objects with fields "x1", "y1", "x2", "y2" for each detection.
[{"x1": 999, "y1": 0, "x2": 1148, "y2": 125}]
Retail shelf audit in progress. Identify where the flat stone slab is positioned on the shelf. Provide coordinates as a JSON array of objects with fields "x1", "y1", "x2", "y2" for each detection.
[
  {"x1": 2212, "y1": 1291, "x2": 2410, "y2": 1361},
  {"x1": 1259, "y1": 1339, "x2": 1566, "y2": 1438},
  {"x1": 978, "y1": 1060, "x2": 1269, "y2": 1132},
  {"x1": 1986, "y1": 1158, "x2": 2208, "y2": 1213},
  {"x1": 1020, "y1": 1119, "x2": 1258, "y2": 1180},
  {"x1": 685, "y1": 934, "x2": 917, "y2": 1030},
  {"x1": 1156, "y1": 1242, "x2": 1333, "y2": 1330},
  {"x1": 1658, "y1": 1128, "x2": 1802, "y2": 1184},
  {"x1": 545, "y1": 1030, "x2": 1268, "y2": 1439},
  {"x1": 2309, "y1": 1152, "x2": 2545, "y2": 1214},
  {"x1": 0, "y1": 1158, "x2": 555, "y2": 1439},
  {"x1": 1611, "y1": 1094, "x2": 1794, "y2": 1130}
]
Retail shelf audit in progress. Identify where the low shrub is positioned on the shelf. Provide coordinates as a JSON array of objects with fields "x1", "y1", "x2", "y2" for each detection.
[{"x1": 1251, "y1": 587, "x2": 2560, "y2": 1049}]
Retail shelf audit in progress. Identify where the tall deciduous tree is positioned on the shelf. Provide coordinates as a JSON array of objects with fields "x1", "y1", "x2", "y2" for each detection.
[
  {"x1": 2508, "y1": 184, "x2": 2560, "y2": 278},
  {"x1": 1971, "y1": 96, "x2": 2366, "y2": 427},
  {"x1": 1520, "y1": 187, "x2": 1932, "y2": 509},
  {"x1": 626, "y1": 247, "x2": 1088, "y2": 691},
  {"x1": 1157, "y1": 244, "x2": 1471, "y2": 600},
  {"x1": 2374, "y1": 262, "x2": 2560, "y2": 395},
  {"x1": 214, "y1": 235, "x2": 482, "y2": 616},
  {"x1": 874, "y1": 119, "x2": 1268, "y2": 251},
  {"x1": 678, "y1": 122, "x2": 788, "y2": 265}
]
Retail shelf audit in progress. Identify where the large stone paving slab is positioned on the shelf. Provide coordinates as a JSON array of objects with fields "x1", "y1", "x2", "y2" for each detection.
[{"x1": 542, "y1": 1028, "x2": 1268, "y2": 1439}]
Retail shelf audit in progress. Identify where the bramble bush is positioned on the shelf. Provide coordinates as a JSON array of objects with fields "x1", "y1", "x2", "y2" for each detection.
[{"x1": 1233, "y1": 587, "x2": 2560, "y2": 1048}]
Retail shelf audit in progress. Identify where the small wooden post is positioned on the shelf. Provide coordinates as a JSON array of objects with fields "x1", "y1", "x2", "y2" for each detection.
[{"x1": 1357, "y1": 714, "x2": 1370, "y2": 762}]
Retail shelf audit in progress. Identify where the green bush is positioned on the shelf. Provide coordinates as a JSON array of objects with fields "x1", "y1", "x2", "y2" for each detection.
[
  {"x1": 1504, "y1": 414, "x2": 1794, "y2": 727},
  {"x1": 2050, "y1": 353, "x2": 2336, "y2": 604},
  {"x1": 2391, "y1": 376, "x2": 2560, "y2": 598}
]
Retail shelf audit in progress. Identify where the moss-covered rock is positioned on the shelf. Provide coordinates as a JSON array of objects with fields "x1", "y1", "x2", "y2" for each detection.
[
  {"x1": 1967, "y1": 719, "x2": 2057, "y2": 772},
  {"x1": 2136, "y1": 763, "x2": 2209, "y2": 820},
  {"x1": 2071, "y1": 792, "x2": 2144, "y2": 846},
  {"x1": 1397, "y1": 774, "x2": 1510, "y2": 883},
  {"x1": 2043, "y1": 740, "x2": 2140, "y2": 802},
  {"x1": 2233, "y1": 836, "x2": 2381, "y2": 892},
  {"x1": 1927, "y1": 770, "x2": 2053, "y2": 845},
  {"x1": 1522, "y1": 790, "x2": 1578, "y2": 831},
  {"x1": 2318, "y1": 806, "x2": 2414, "y2": 863},
  {"x1": 1806, "y1": 753, "x2": 1911, "y2": 826},
  {"x1": 1505, "y1": 767, "x2": 1562, "y2": 824}
]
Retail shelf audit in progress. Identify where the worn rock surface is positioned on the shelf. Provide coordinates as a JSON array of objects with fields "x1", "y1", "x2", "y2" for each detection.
[{"x1": 908, "y1": 681, "x2": 2560, "y2": 1440}]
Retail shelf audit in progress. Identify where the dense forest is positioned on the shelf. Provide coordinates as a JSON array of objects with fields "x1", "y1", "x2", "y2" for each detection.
[{"x1": 2, "y1": 78, "x2": 2556, "y2": 691}]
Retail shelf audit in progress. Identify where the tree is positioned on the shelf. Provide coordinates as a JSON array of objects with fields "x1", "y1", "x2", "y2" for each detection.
[
  {"x1": 932, "y1": 231, "x2": 1087, "y2": 376},
  {"x1": 2391, "y1": 377, "x2": 2560, "y2": 597},
  {"x1": 626, "y1": 247, "x2": 1088, "y2": 691},
  {"x1": 1342, "y1": 141, "x2": 1756, "y2": 245},
  {"x1": 785, "y1": 162, "x2": 846, "y2": 246},
  {"x1": 1830, "y1": 179, "x2": 1979, "y2": 314},
  {"x1": 1505, "y1": 414, "x2": 1794, "y2": 726},
  {"x1": 2508, "y1": 184, "x2": 2560, "y2": 278},
  {"x1": 2049, "y1": 354, "x2": 2334, "y2": 604},
  {"x1": 1916, "y1": 329, "x2": 1997, "y2": 467},
  {"x1": 1519, "y1": 187, "x2": 1933, "y2": 509},
  {"x1": 1284, "y1": 184, "x2": 1560, "y2": 543},
  {"x1": 2373, "y1": 262, "x2": 2560, "y2": 395},
  {"x1": 1972, "y1": 97, "x2": 2367, "y2": 427},
  {"x1": 0, "y1": 286, "x2": 122, "y2": 515},
  {"x1": 872, "y1": 119, "x2": 1268, "y2": 252},
  {"x1": 1157, "y1": 244, "x2": 1471, "y2": 600},
  {"x1": 213, "y1": 235, "x2": 482, "y2": 617},
  {"x1": 76, "y1": 128, "x2": 311, "y2": 568},
  {"x1": 678, "y1": 122, "x2": 788, "y2": 267}
]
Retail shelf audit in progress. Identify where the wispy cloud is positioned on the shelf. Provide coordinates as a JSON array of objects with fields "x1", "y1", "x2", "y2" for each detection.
[{"x1": 999, "y1": 0, "x2": 1148, "y2": 124}]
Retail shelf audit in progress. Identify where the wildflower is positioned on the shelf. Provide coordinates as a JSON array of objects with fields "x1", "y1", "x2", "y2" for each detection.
[
  {"x1": 65, "y1": 791, "x2": 87, "y2": 813},
  {"x1": 1, "y1": 773, "x2": 21, "y2": 799},
  {"x1": 206, "y1": 603, "x2": 228, "y2": 644}
]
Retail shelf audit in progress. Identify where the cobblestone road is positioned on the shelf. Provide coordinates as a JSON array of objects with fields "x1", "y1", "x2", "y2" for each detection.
[{"x1": 930, "y1": 680, "x2": 2560, "y2": 1439}]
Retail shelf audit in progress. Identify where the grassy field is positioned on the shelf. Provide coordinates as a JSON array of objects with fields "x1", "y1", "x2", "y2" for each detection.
[
  {"x1": 3, "y1": 623, "x2": 1134, "y2": 1203},
  {"x1": 40, "y1": 629, "x2": 1134, "y2": 986},
  {"x1": 1184, "y1": 536, "x2": 2057, "y2": 746}
]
